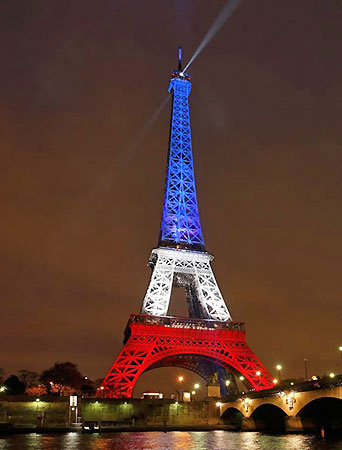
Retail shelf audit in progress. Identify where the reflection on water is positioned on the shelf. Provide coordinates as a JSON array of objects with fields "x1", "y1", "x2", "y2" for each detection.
[{"x1": 1, "y1": 431, "x2": 342, "y2": 450}]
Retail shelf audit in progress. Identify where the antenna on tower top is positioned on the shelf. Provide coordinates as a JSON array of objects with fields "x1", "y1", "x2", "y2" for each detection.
[{"x1": 178, "y1": 46, "x2": 183, "y2": 72}]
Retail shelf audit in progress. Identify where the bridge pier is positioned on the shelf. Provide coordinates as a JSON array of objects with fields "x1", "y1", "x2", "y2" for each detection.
[
  {"x1": 284, "y1": 417, "x2": 303, "y2": 433},
  {"x1": 241, "y1": 417, "x2": 257, "y2": 431}
]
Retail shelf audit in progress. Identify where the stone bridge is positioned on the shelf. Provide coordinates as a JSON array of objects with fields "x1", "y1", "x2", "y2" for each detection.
[{"x1": 220, "y1": 381, "x2": 342, "y2": 433}]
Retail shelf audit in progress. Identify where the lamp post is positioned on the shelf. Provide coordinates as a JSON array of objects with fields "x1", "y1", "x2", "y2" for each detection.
[
  {"x1": 339, "y1": 347, "x2": 342, "y2": 373},
  {"x1": 276, "y1": 364, "x2": 282, "y2": 380},
  {"x1": 304, "y1": 358, "x2": 308, "y2": 381},
  {"x1": 177, "y1": 376, "x2": 184, "y2": 401}
]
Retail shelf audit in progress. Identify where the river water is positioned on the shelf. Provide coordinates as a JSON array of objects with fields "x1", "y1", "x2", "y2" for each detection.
[{"x1": 1, "y1": 431, "x2": 342, "y2": 450}]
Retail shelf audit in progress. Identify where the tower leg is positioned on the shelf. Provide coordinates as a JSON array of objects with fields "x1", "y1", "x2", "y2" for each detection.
[
  {"x1": 194, "y1": 259, "x2": 230, "y2": 321},
  {"x1": 141, "y1": 252, "x2": 175, "y2": 316}
]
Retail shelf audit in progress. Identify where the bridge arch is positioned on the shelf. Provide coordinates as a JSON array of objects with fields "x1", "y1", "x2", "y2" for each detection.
[
  {"x1": 251, "y1": 404, "x2": 288, "y2": 432},
  {"x1": 221, "y1": 407, "x2": 244, "y2": 427},
  {"x1": 296, "y1": 397, "x2": 342, "y2": 433}
]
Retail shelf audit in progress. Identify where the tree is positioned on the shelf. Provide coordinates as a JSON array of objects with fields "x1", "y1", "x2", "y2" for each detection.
[
  {"x1": 18, "y1": 370, "x2": 39, "y2": 387},
  {"x1": 40, "y1": 362, "x2": 83, "y2": 389},
  {"x1": 3, "y1": 375, "x2": 26, "y2": 395},
  {"x1": 80, "y1": 384, "x2": 96, "y2": 397}
]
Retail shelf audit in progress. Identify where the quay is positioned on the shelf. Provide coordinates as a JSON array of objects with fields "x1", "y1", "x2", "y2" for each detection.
[{"x1": 1, "y1": 378, "x2": 342, "y2": 434}]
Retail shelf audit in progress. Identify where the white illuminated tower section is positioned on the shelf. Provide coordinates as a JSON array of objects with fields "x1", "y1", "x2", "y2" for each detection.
[{"x1": 141, "y1": 48, "x2": 231, "y2": 322}]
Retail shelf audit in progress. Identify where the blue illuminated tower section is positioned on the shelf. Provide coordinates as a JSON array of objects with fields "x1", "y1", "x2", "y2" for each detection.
[{"x1": 159, "y1": 49, "x2": 205, "y2": 251}]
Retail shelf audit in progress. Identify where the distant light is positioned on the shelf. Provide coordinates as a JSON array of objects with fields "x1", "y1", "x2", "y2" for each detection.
[
  {"x1": 124, "y1": 401, "x2": 127, "y2": 404},
  {"x1": 216, "y1": 402, "x2": 222, "y2": 407},
  {"x1": 272, "y1": 378, "x2": 278, "y2": 384},
  {"x1": 191, "y1": 391, "x2": 196, "y2": 395},
  {"x1": 276, "y1": 364, "x2": 282, "y2": 371},
  {"x1": 178, "y1": 376, "x2": 184, "y2": 382},
  {"x1": 225, "y1": 380, "x2": 230, "y2": 386},
  {"x1": 330, "y1": 373, "x2": 335, "y2": 378},
  {"x1": 256, "y1": 371, "x2": 261, "y2": 376},
  {"x1": 290, "y1": 382, "x2": 294, "y2": 386},
  {"x1": 84, "y1": 376, "x2": 88, "y2": 380},
  {"x1": 311, "y1": 375, "x2": 318, "y2": 381},
  {"x1": 239, "y1": 376, "x2": 244, "y2": 381},
  {"x1": 36, "y1": 399, "x2": 40, "y2": 402},
  {"x1": 95, "y1": 401, "x2": 99, "y2": 404},
  {"x1": 339, "y1": 346, "x2": 342, "y2": 352},
  {"x1": 175, "y1": 401, "x2": 178, "y2": 405},
  {"x1": 100, "y1": 386, "x2": 104, "y2": 390},
  {"x1": 0, "y1": 386, "x2": 5, "y2": 392},
  {"x1": 183, "y1": 392, "x2": 191, "y2": 401},
  {"x1": 194, "y1": 383, "x2": 200, "y2": 389}
]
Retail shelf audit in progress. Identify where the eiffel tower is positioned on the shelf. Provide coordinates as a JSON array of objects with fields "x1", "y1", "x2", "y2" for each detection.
[{"x1": 101, "y1": 48, "x2": 274, "y2": 398}]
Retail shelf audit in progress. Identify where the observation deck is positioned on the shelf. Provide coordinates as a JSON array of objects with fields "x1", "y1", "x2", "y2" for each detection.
[{"x1": 127, "y1": 313, "x2": 245, "y2": 333}]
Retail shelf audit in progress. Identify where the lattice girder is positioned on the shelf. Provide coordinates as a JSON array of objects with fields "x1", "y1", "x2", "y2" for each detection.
[
  {"x1": 101, "y1": 315, "x2": 274, "y2": 398},
  {"x1": 141, "y1": 247, "x2": 231, "y2": 321},
  {"x1": 159, "y1": 75, "x2": 204, "y2": 251}
]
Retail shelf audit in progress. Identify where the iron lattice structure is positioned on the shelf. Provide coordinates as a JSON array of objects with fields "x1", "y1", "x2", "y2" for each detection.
[
  {"x1": 101, "y1": 49, "x2": 273, "y2": 397},
  {"x1": 159, "y1": 70, "x2": 204, "y2": 251},
  {"x1": 141, "y1": 247, "x2": 231, "y2": 321},
  {"x1": 102, "y1": 315, "x2": 273, "y2": 398}
]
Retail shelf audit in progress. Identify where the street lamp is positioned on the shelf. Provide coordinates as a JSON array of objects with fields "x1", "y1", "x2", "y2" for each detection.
[
  {"x1": 177, "y1": 376, "x2": 184, "y2": 401},
  {"x1": 239, "y1": 376, "x2": 244, "y2": 381},
  {"x1": 276, "y1": 364, "x2": 282, "y2": 380},
  {"x1": 304, "y1": 358, "x2": 308, "y2": 381},
  {"x1": 194, "y1": 383, "x2": 200, "y2": 390}
]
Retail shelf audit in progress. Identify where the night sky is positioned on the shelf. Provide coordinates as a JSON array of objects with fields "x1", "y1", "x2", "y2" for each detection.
[{"x1": 1, "y1": 0, "x2": 342, "y2": 396}]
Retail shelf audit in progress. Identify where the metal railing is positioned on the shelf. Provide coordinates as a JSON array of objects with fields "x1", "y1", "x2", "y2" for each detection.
[{"x1": 129, "y1": 313, "x2": 245, "y2": 332}]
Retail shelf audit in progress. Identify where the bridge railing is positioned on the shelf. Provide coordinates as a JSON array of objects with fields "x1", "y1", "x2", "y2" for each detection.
[{"x1": 129, "y1": 313, "x2": 245, "y2": 332}]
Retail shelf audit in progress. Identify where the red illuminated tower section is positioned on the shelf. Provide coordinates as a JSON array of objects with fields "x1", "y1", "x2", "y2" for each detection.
[{"x1": 101, "y1": 49, "x2": 274, "y2": 398}]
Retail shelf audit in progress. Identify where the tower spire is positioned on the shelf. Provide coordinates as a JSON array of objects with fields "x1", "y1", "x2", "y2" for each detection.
[
  {"x1": 159, "y1": 47, "x2": 205, "y2": 251},
  {"x1": 178, "y1": 46, "x2": 183, "y2": 72}
]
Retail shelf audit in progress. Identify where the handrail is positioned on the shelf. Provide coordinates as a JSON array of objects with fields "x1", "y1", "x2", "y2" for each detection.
[{"x1": 129, "y1": 313, "x2": 245, "y2": 332}]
